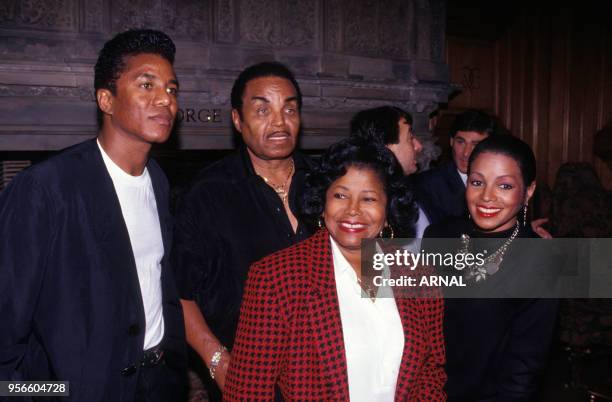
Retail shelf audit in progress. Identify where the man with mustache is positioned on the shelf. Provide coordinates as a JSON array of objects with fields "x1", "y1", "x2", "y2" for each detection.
[
  {"x1": 0, "y1": 30, "x2": 186, "y2": 401},
  {"x1": 171, "y1": 62, "x2": 312, "y2": 400}
]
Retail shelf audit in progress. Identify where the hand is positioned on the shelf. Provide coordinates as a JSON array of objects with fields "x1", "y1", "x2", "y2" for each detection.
[
  {"x1": 180, "y1": 300, "x2": 233, "y2": 391},
  {"x1": 531, "y1": 218, "x2": 553, "y2": 239},
  {"x1": 213, "y1": 349, "x2": 231, "y2": 391}
]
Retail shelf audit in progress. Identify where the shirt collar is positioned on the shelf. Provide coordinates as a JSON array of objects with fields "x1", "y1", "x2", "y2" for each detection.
[
  {"x1": 330, "y1": 235, "x2": 355, "y2": 276},
  {"x1": 458, "y1": 169, "x2": 468, "y2": 186},
  {"x1": 237, "y1": 143, "x2": 310, "y2": 179},
  {"x1": 96, "y1": 138, "x2": 149, "y2": 184}
]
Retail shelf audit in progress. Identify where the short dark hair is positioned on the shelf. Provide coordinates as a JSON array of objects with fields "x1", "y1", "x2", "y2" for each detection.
[
  {"x1": 469, "y1": 135, "x2": 536, "y2": 187},
  {"x1": 230, "y1": 62, "x2": 302, "y2": 118},
  {"x1": 299, "y1": 137, "x2": 417, "y2": 237},
  {"x1": 450, "y1": 109, "x2": 496, "y2": 138},
  {"x1": 94, "y1": 29, "x2": 176, "y2": 94},
  {"x1": 350, "y1": 106, "x2": 413, "y2": 146}
]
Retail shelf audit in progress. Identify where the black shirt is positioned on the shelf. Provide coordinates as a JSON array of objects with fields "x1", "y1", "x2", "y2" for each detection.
[{"x1": 171, "y1": 145, "x2": 313, "y2": 349}]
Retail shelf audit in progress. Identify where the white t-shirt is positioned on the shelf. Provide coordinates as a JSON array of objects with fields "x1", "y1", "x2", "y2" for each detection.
[
  {"x1": 97, "y1": 140, "x2": 165, "y2": 350},
  {"x1": 331, "y1": 237, "x2": 404, "y2": 402}
]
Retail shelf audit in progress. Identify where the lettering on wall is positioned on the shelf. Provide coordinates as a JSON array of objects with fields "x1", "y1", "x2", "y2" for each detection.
[{"x1": 176, "y1": 108, "x2": 223, "y2": 123}]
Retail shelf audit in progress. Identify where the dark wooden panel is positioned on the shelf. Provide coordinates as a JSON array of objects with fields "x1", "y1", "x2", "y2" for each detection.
[
  {"x1": 448, "y1": 4, "x2": 612, "y2": 189},
  {"x1": 533, "y1": 13, "x2": 552, "y2": 185},
  {"x1": 595, "y1": 25, "x2": 612, "y2": 187},
  {"x1": 509, "y1": 15, "x2": 525, "y2": 141},
  {"x1": 446, "y1": 36, "x2": 495, "y2": 110},
  {"x1": 581, "y1": 20, "x2": 601, "y2": 165}
]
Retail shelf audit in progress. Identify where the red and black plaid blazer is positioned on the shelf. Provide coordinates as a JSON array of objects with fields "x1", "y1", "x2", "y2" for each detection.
[{"x1": 225, "y1": 229, "x2": 446, "y2": 401}]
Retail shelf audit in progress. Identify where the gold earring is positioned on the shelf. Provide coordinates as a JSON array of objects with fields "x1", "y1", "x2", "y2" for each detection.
[
  {"x1": 523, "y1": 204, "x2": 528, "y2": 227},
  {"x1": 318, "y1": 217, "x2": 323, "y2": 229},
  {"x1": 379, "y1": 225, "x2": 395, "y2": 239}
]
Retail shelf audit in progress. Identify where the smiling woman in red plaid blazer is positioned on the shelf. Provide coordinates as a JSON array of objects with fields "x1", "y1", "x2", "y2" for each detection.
[{"x1": 225, "y1": 138, "x2": 446, "y2": 401}]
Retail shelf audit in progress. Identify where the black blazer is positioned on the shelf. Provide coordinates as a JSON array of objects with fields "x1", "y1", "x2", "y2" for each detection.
[
  {"x1": 414, "y1": 161, "x2": 468, "y2": 226},
  {"x1": 0, "y1": 139, "x2": 186, "y2": 401}
]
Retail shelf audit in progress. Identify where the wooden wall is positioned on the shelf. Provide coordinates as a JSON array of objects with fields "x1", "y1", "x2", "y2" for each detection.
[{"x1": 446, "y1": 4, "x2": 612, "y2": 189}]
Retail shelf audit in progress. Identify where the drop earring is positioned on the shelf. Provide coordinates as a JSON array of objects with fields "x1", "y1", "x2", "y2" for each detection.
[{"x1": 379, "y1": 225, "x2": 395, "y2": 239}]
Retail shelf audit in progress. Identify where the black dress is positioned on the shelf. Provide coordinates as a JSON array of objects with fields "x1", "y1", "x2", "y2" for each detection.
[{"x1": 424, "y1": 219, "x2": 559, "y2": 402}]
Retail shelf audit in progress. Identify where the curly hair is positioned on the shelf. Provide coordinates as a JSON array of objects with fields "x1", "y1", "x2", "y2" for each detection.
[
  {"x1": 299, "y1": 137, "x2": 418, "y2": 237},
  {"x1": 94, "y1": 29, "x2": 176, "y2": 94}
]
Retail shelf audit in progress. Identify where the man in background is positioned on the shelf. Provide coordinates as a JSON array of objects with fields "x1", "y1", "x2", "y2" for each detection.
[
  {"x1": 414, "y1": 109, "x2": 496, "y2": 226},
  {"x1": 350, "y1": 106, "x2": 426, "y2": 236}
]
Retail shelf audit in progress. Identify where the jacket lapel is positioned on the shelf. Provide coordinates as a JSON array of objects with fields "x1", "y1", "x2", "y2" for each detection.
[
  {"x1": 85, "y1": 140, "x2": 146, "y2": 341},
  {"x1": 147, "y1": 160, "x2": 172, "y2": 265},
  {"x1": 394, "y1": 296, "x2": 418, "y2": 399},
  {"x1": 444, "y1": 162, "x2": 468, "y2": 218},
  {"x1": 307, "y1": 230, "x2": 351, "y2": 399},
  {"x1": 147, "y1": 158, "x2": 185, "y2": 363},
  {"x1": 445, "y1": 161, "x2": 465, "y2": 192}
]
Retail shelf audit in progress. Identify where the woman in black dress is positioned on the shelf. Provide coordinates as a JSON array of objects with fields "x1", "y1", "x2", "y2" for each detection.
[{"x1": 424, "y1": 135, "x2": 559, "y2": 401}]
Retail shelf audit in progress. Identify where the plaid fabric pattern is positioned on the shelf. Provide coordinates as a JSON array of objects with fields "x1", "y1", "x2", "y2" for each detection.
[{"x1": 225, "y1": 229, "x2": 446, "y2": 401}]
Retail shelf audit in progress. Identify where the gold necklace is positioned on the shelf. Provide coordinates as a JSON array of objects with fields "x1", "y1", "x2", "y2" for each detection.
[
  {"x1": 356, "y1": 276, "x2": 377, "y2": 302},
  {"x1": 258, "y1": 159, "x2": 294, "y2": 204}
]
